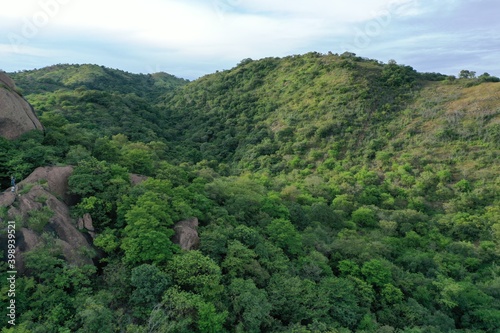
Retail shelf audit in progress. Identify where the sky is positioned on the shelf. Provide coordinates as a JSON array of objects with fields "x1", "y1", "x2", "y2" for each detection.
[{"x1": 0, "y1": 0, "x2": 498, "y2": 80}]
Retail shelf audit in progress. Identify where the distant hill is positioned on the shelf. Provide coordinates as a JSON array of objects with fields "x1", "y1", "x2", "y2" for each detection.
[
  {"x1": 10, "y1": 64, "x2": 188, "y2": 142},
  {"x1": 10, "y1": 63, "x2": 188, "y2": 97},
  {"x1": 10, "y1": 56, "x2": 500, "y2": 177}
]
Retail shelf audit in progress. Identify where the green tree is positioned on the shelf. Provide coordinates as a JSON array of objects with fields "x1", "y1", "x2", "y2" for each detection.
[
  {"x1": 121, "y1": 191, "x2": 178, "y2": 265},
  {"x1": 120, "y1": 141, "x2": 157, "y2": 175},
  {"x1": 205, "y1": 176, "x2": 266, "y2": 223},
  {"x1": 227, "y1": 278, "x2": 271, "y2": 333},
  {"x1": 352, "y1": 206, "x2": 378, "y2": 228},
  {"x1": 148, "y1": 288, "x2": 227, "y2": 333},
  {"x1": 222, "y1": 240, "x2": 269, "y2": 287},
  {"x1": 130, "y1": 264, "x2": 170, "y2": 318},
  {"x1": 265, "y1": 218, "x2": 303, "y2": 256},
  {"x1": 332, "y1": 194, "x2": 356, "y2": 217},
  {"x1": 120, "y1": 178, "x2": 199, "y2": 265},
  {"x1": 459, "y1": 70, "x2": 476, "y2": 79},
  {"x1": 198, "y1": 301, "x2": 228, "y2": 333},
  {"x1": 361, "y1": 259, "x2": 392, "y2": 288},
  {"x1": 298, "y1": 250, "x2": 333, "y2": 282},
  {"x1": 267, "y1": 274, "x2": 317, "y2": 326},
  {"x1": 168, "y1": 251, "x2": 223, "y2": 301},
  {"x1": 77, "y1": 292, "x2": 116, "y2": 333},
  {"x1": 69, "y1": 157, "x2": 130, "y2": 230},
  {"x1": 317, "y1": 277, "x2": 365, "y2": 329}
]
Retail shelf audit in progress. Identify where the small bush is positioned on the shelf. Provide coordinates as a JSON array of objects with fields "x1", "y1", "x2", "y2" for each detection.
[{"x1": 27, "y1": 207, "x2": 54, "y2": 233}]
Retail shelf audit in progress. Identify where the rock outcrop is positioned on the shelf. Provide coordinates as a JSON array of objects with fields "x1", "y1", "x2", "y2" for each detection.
[
  {"x1": 172, "y1": 217, "x2": 200, "y2": 250},
  {"x1": 130, "y1": 173, "x2": 148, "y2": 186},
  {"x1": 0, "y1": 166, "x2": 94, "y2": 273},
  {"x1": 0, "y1": 71, "x2": 43, "y2": 139},
  {"x1": 77, "y1": 213, "x2": 96, "y2": 239},
  {"x1": 22, "y1": 166, "x2": 77, "y2": 205}
]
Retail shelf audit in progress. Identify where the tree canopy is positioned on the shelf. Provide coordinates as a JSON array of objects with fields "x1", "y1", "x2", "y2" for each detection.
[{"x1": 2, "y1": 54, "x2": 500, "y2": 332}]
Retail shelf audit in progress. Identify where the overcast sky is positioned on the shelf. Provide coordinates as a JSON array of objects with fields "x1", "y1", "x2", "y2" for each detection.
[{"x1": 1, "y1": 0, "x2": 498, "y2": 80}]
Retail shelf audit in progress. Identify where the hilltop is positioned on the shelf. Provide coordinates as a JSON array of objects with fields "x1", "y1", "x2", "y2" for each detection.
[
  {"x1": 1, "y1": 53, "x2": 499, "y2": 332},
  {"x1": 11, "y1": 63, "x2": 188, "y2": 97}
]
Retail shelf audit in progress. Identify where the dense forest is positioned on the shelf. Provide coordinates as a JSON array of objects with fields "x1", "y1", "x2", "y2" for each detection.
[{"x1": 1, "y1": 53, "x2": 500, "y2": 332}]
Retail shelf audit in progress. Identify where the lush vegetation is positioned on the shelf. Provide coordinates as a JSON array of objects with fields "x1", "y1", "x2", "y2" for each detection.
[{"x1": 1, "y1": 54, "x2": 500, "y2": 332}]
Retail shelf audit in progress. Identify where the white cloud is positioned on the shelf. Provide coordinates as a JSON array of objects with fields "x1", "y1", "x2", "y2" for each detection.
[
  {"x1": 0, "y1": 0, "x2": 498, "y2": 78},
  {"x1": 238, "y1": 0, "x2": 410, "y2": 21},
  {"x1": 0, "y1": 42, "x2": 54, "y2": 57},
  {"x1": 1, "y1": 0, "x2": 419, "y2": 54}
]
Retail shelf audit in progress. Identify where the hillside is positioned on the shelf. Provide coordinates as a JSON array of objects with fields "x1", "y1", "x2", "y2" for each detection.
[
  {"x1": 9, "y1": 64, "x2": 188, "y2": 142},
  {"x1": 11, "y1": 64, "x2": 188, "y2": 98},
  {"x1": 160, "y1": 53, "x2": 499, "y2": 173},
  {"x1": 1, "y1": 54, "x2": 499, "y2": 333}
]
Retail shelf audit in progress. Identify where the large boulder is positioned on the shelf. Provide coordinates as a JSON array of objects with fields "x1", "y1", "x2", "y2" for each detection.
[
  {"x1": 0, "y1": 191, "x2": 16, "y2": 207},
  {"x1": 0, "y1": 71, "x2": 43, "y2": 139},
  {"x1": 22, "y1": 166, "x2": 77, "y2": 205},
  {"x1": 172, "y1": 217, "x2": 200, "y2": 251},
  {"x1": 0, "y1": 72, "x2": 15, "y2": 89},
  {"x1": 77, "y1": 213, "x2": 96, "y2": 239}
]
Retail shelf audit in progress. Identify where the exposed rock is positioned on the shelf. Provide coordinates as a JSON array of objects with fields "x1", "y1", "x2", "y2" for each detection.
[
  {"x1": 130, "y1": 173, "x2": 148, "y2": 186},
  {"x1": 77, "y1": 213, "x2": 96, "y2": 238},
  {"x1": 0, "y1": 72, "x2": 15, "y2": 89},
  {"x1": 0, "y1": 166, "x2": 95, "y2": 273},
  {"x1": 21, "y1": 166, "x2": 77, "y2": 205},
  {"x1": 0, "y1": 166, "x2": 152, "y2": 273},
  {"x1": 83, "y1": 213, "x2": 94, "y2": 231},
  {"x1": 0, "y1": 191, "x2": 16, "y2": 207},
  {"x1": 18, "y1": 228, "x2": 40, "y2": 252},
  {"x1": 172, "y1": 217, "x2": 199, "y2": 251},
  {"x1": 0, "y1": 71, "x2": 43, "y2": 139},
  {"x1": 15, "y1": 228, "x2": 41, "y2": 272},
  {"x1": 16, "y1": 185, "x2": 93, "y2": 271}
]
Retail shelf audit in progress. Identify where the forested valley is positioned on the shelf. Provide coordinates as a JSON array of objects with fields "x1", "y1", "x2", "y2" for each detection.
[{"x1": 1, "y1": 53, "x2": 500, "y2": 332}]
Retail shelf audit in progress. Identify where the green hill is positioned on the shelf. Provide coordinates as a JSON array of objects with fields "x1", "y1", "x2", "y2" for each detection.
[
  {"x1": 1, "y1": 54, "x2": 499, "y2": 333},
  {"x1": 160, "y1": 53, "x2": 428, "y2": 166},
  {"x1": 11, "y1": 63, "x2": 187, "y2": 97},
  {"x1": 9, "y1": 64, "x2": 188, "y2": 143},
  {"x1": 161, "y1": 53, "x2": 499, "y2": 187}
]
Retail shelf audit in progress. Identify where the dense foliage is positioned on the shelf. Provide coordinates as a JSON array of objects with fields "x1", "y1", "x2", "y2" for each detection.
[{"x1": 1, "y1": 54, "x2": 500, "y2": 332}]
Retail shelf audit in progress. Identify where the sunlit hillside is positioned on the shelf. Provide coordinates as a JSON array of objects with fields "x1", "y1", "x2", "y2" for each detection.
[{"x1": 1, "y1": 53, "x2": 499, "y2": 332}]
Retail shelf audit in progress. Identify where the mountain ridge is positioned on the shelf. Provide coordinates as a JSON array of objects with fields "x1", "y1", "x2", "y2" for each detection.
[{"x1": 9, "y1": 63, "x2": 188, "y2": 97}]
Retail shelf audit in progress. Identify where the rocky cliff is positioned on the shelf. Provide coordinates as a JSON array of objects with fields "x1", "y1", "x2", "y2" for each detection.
[
  {"x1": 0, "y1": 166, "x2": 95, "y2": 273},
  {"x1": 0, "y1": 71, "x2": 43, "y2": 139}
]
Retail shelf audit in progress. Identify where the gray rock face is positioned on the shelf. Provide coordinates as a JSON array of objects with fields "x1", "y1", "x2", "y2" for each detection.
[
  {"x1": 172, "y1": 217, "x2": 200, "y2": 251},
  {"x1": 22, "y1": 166, "x2": 77, "y2": 205},
  {"x1": 0, "y1": 71, "x2": 43, "y2": 139},
  {"x1": 1, "y1": 166, "x2": 94, "y2": 273},
  {"x1": 77, "y1": 213, "x2": 96, "y2": 239},
  {"x1": 130, "y1": 173, "x2": 148, "y2": 186}
]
